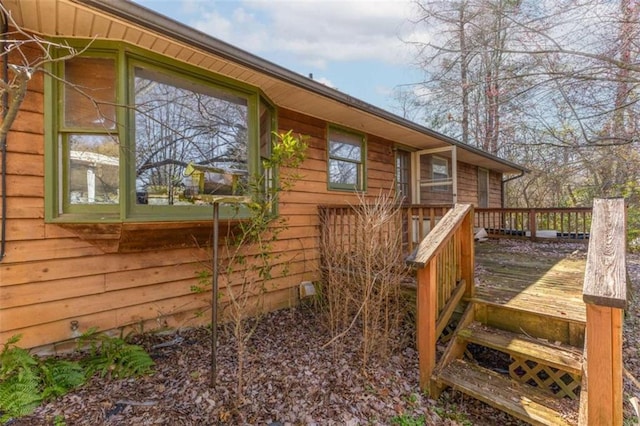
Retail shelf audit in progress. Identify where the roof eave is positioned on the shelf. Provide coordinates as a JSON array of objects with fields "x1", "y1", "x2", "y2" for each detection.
[{"x1": 72, "y1": 0, "x2": 526, "y2": 174}]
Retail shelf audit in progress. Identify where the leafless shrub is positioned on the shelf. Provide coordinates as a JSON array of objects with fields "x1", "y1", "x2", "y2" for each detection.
[{"x1": 319, "y1": 191, "x2": 410, "y2": 367}]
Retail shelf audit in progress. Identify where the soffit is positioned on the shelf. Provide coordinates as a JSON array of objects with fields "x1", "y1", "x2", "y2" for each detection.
[{"x1": 3, "y1": 0, "x2": 523, "y2": 174}]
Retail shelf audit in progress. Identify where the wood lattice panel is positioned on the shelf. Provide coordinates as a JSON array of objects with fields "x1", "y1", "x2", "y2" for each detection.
[{"x1": 509, "y1": 356, "x2": 581, "y2": 399}]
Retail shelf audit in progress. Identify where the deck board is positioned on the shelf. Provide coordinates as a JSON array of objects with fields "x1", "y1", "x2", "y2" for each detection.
[{"x1": 474, "y1": 241, "x2": 587, "y2": 324}]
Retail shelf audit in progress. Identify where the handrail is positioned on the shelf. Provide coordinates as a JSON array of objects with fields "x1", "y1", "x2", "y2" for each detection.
[
  {"x1": 582, "y1": 199, "x2": 627, "y2": 308},
  {"x1": 406, "y1": 203, "x2": 475, "y2": 390},
  {"x1": 400, "y1": 204, "x2": 452, "y2": 254},
  {"x1": 407, "y1": 204, "x2": 472, "y2": 268},
  {"x1": 581, "y1": 198, "x2": 627, "y2": 426}
]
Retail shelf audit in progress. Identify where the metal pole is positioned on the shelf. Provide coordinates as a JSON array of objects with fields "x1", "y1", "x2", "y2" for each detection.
[{"x1": 210, "y1": 201, "x2": 219, "y2": 387}]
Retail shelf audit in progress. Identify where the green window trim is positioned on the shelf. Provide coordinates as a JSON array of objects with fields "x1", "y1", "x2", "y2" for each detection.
[
  {"x1": 44, "y1": 40, "x2": 276, "y2": 223},
  {"x1": 327, "y1": 125, "x2": 366, "y2": 192}
]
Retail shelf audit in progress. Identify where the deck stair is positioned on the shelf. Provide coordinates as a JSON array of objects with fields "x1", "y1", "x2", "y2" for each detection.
[
  {"x1": 432, "y1": 303, "x2": 583, "y2": 425},
  {"x1": 405, "y1": 201, "x2": 627, "y2": 425},
  {"x1": 437, "y1": 359, "x2": 577, "y2": 426}
]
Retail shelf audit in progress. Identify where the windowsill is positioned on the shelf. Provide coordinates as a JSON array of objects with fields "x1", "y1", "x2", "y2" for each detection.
[
  {"x1": 328, "y1": 185, "x2": 363, "y2": 192},
  {"x1": 54, "y1": 219, "x2": 245, "y2": 253}
]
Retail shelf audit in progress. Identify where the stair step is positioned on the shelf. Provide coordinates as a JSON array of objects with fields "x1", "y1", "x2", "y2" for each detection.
[
  {"x1": 436, "y1": 359, "x2": 577, "y2": 426},
  {"x1": 471, "y1": 298, "x2": 586, "y2": 347},
  {"x1": 459, "y1": 322, "x2": 583, "y2": 375}
]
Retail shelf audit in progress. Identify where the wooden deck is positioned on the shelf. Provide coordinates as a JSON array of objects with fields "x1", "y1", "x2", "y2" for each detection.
[
  {"x1": 473, "y1": 240, "x2": 587, "y2": 346},
  {"x1": 403, "y1": 202, "x2": 626, "y2": 425}
]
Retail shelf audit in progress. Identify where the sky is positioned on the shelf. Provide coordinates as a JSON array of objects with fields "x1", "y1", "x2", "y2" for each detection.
[{"x1": 132, "y1": 0, "x2": 427, "y2": 112}]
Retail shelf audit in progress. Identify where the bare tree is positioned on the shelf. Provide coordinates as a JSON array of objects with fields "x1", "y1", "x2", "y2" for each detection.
[
  {"x1": 406, "y1": 0, "x2": 640, "y2": 204},
  {"x1": 409, "y1": 0, "x2": 528, "y2": 154},
  {"x1": 0, "y1": 12, "x2": 85, "y2": 142}
]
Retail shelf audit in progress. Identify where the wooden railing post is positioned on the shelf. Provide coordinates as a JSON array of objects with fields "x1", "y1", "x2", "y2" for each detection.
[
  {"x1": 529, "y1": 209, "x2": 537, "y2": 241},
  {"x1": 582, "y1": 198, "x2": 627, "y2": 426},
  {"x1": 416, "y1": 260, "x2": 437, "y2": 391}
]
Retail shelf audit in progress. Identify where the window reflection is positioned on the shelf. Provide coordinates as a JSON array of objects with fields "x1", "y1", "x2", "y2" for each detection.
[
  {"x1": 133, "y1": 67, "x2": 249, "y2": 205},
  {"x1": 328, "y1": 128, "x2": 363, "y2": 189},
  {"x1": 68, "y1": 134, "x2": 119, "y2": 204},
  {"x1": 64, "y1": 57, "x2": 116, "y2": 130}
]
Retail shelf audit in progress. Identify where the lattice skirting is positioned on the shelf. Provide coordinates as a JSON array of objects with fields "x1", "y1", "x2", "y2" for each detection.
[{"x1": 509, "y1": 356, "x2": 581, "y2": 399}]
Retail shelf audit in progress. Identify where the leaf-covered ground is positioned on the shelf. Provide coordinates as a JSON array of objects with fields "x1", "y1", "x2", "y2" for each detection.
[{"x1": 10, "y1": 240, "x2": 640, "y2": 425}]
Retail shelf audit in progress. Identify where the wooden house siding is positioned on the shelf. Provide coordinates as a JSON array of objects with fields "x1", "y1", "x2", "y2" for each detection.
[
  {"x1": 456, "y1": 162, "x2": 477, "y2": 205},
  {"x1": 456, "y1": 162, "x2": 502, "y2": 208},
  {"x1": 0, "y1": 97, "x2": 397, "y2": 351},
  {"x1": 489, "y1": 170, "x2": 502, "y2": 207},
  {"x1": 0, "y1": 22, "x2": 516, "y2": 350}
]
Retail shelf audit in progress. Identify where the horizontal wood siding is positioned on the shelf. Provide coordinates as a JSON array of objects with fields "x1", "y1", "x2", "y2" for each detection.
[
  {"x1": 456, "y1": 162, "x2": 477, "y2": 205},
  {"x1": 456, "y1": 162, "x2": 502, "y2": 207},
  {"x1": 0, "y1": 40, "x2": 496, "y2": 351},
  {"x1": 0, "y1": 93, "x2": 391, "y2": 350},
  {"x1": 489, "y1": 170, "x2": 502, "y2": 207}
]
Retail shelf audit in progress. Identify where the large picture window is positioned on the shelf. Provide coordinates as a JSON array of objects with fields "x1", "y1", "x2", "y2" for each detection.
[
  {"x1": 49, "y1": 44, "x2": 269, "y2": 222},
  {"x1": 327, "y1": 127, "x2": 365, "y2": 191},
  {"x1": 133, "y1": 66, "x2": 249, "y2": 206}
]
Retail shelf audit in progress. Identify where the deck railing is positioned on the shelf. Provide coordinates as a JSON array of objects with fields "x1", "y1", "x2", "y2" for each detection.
[
  {"x1": 405, "y1": 204, "x2": 475, "y2": 390},
  {"x1": 319, "y1": 204, "x2": 453, "y2": 256},
  {"x1": 337, "y1": 205, "x2": 594, "y2": 247},
  {"x1": 581, "y1": 198, "x2": 627, "y2": 426},
  {"x1": 475, "y1": 207, "x2": 592, "y2": 241},
  {"x1": 318, "y1": 204, "x2": 403, "y2": 255}
]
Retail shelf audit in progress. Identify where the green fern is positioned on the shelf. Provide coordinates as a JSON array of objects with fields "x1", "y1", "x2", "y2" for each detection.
[
  {"x1": 40, "y1": 359, "x2": 86, "y2": 399},
  {"x1": 0, "y1": 340, "x2": 36, "y2": 380},
  {"x1": 0, "y1": 330, "x2": 153, "y2": 424},
  {"x1": 0, "y1": 335, "x2": 41, "y2": 423},
  {"x1": 0, "y1": 375, "x2": 41, "y2": 423},
  {"x1": 115, "y1": 344, "x2": 155, "y2": 377},
  {"x1": 78, "y1": 329, "x2": 154, "y2": 378}
]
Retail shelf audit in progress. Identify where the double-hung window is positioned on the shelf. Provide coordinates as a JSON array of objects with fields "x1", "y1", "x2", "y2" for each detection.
[
  {"x1": 327, "y1": 127, "x2": 365, "y2": 191},
  {"x1": 62, "y1": 56, "x2": 120, "y2": 212},
  {"x1": 395, "y1": 149, "x2": 412, "y2": 203},
  {"x1": 47, "y1": 43, "x2": 271, "y2": 222}
]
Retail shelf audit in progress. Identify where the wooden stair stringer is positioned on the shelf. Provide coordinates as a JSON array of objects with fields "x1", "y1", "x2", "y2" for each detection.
[{"x1": 430, "y1": 301, "x2": 476, "y2": 398}]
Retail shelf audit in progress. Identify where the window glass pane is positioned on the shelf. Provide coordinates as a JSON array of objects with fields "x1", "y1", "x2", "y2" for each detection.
[
  {"x1": 64, "y1": 57, "x2": 116, "y2": 129},
  {"x1": 259, "y1": 99, "x2": 272, "y2": 159},
  {"x1": 432, "y1": 157, "x2": 450, "y2": 192},
  {"x1": 329, "y1": 140, "x2": 361, "y2": 161},
  {"x1": 328, "y1": 128, "x2": 363, "y2": 189},
  {"x1": 68, "y1": 134, "x2": 119, "y2": 204},
  {"x1": 478, "y1": 168, "x2": 489, "y2": 207},
  {"x1": 432, "y1": 159, "x2": 448, "y2": 180},
  {"x1": 396, "y1": 150, "x2": 411, "y2": 202},
  {"x1": 329, "y1": 159, "x2": 358, "y2": 185},
  {"x1": 259, "y1": 99, "x2": 273, "y2": 197},
  {"x1": 134, "y1": 67, "x2": 249, "y2": 205}
]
